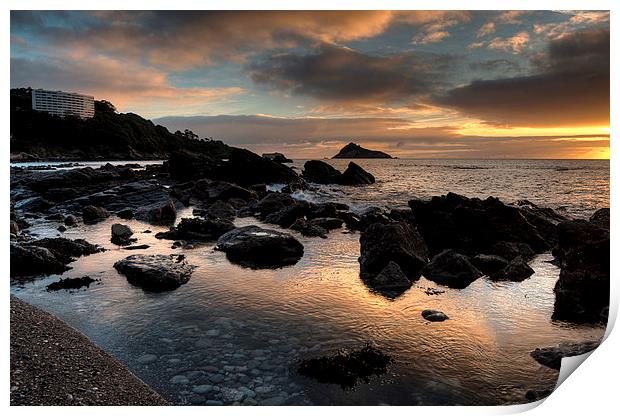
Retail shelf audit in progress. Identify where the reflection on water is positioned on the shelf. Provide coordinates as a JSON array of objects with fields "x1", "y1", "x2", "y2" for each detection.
[{"x1": 11, "y1": 203, "x2": 604, "y2": 405}]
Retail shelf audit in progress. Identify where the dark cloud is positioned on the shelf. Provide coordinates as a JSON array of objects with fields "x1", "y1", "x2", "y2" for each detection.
[
  {"x1": 248, "y1": 45, "x2": 457, "y2": 104},
  {"x1": 438, "y1": 28, "x2": 609, "y2": 127},
  {"x1": 468, "y1": 59, "x2": 521, "y2": 73}
]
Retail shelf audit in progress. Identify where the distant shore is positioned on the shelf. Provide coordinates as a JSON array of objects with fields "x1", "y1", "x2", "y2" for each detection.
[{"x1": 10, "y1": 296, "x2": 167, "y2": 406}]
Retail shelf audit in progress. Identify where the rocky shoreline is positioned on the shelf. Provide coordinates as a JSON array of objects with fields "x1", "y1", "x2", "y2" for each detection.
[
  {"x1": 10, "y1": 296, "x2": 167, "y2": 405},
  {"x1": 9, "y1": 147, "x2": 610, "y2": 405}
]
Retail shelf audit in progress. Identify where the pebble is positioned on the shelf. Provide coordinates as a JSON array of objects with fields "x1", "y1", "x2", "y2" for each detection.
[
  {"x1": 137, "y1": 354, "x2": 157, "y2": 364},
  {"x1": 171, "y1": 375, "x2": 190, "y2": 385},
  {"x1": 205, "y1": 400, "x2": 224, "y2": 406},
  {"x1": 205, "y1": 329, "x2": 220, "y2": 337},
  {"x1": 192, "y1": 385, "x2": 213, "y2": 394},
  {"x1": 261, "y1": 395, "x2": 287, "y2": 406}
]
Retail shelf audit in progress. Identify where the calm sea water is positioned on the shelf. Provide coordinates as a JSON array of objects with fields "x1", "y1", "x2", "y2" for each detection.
[{"x1": 10, "y1": 159, "x2": 609, "y2": 405}]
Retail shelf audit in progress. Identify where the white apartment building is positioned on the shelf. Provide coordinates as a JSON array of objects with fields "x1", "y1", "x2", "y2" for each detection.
[{"x1": 31, "y1": 89, "x2": 95, "y2": 119}]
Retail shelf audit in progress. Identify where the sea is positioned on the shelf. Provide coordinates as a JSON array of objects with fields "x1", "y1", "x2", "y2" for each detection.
[{"x1": 10, "y1": 158, "x2": 609, "y2": 405}]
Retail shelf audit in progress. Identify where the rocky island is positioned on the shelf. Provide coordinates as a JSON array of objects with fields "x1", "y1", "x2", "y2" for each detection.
[{"x1": 332, "y1": 142, "x2": 393, "y2": 159}]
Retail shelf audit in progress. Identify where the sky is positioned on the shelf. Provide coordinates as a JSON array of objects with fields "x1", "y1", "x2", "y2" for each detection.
[{"x1": 10, "y1": 10, "x2": 610, "y2": 158}]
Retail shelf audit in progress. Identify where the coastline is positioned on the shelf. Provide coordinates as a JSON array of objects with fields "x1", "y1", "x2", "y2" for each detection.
[{"x1": 10, "y1": 295, "x2": 168, "y2": 406}]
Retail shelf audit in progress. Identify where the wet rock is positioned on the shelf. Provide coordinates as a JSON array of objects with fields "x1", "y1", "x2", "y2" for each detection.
[
  {"x1": 490, "y1": 241, "x2": 535, "y2": 261},
  {"x1": 340, "y1": 162, "x2": 375, "y2": 185},
  {"x1": 82, "y1": 205, "x2": 110, "y2": 224},
  {"x1": 297, "y1": 345, "x2": 392, "y2": 388},
  {"x1": 24, "y1": 237, "x2": 103, "y2": 265},
  {"x1": 262, "y1": 152, "x2": 293, "y2": 164},
  {"x1": 302, "y1": 160, "x2": 342, "y2": 184},
  {"x1": 489, "y1": 257, "x2": 535, "y2": 282},
  {"x1": 357, "y1": 207, "x2": 392, "y2": 231},
  {"x1": 254, "y1": 193, "x2": 296, "y2": 219},
  {"x1": 364, "y1": 261, "x2": 412, "y2": 297},
  {"x1": 216, "y1": 225, "x2": 304, "y2": 268},
  {"x1": 123, "y1": 244, "x2": 150, "y2": 250},
  {"x1": 111, "y1": 223, "x2": 134, "y2": 246},
  {"x1": 191, "y1": 179, "x2": 257, "y2": 204},
  {"x1": 57, "y1": 225, "x2": 67, "y2": 232},
  {"x1": 525, "y1": 389, "x2": 553, "y2": 402},
  {"x1": 421, "y1": 309, "x2": 450, "y2": 322},
  {"x1": 471, "y1": 254, "x2": 509, "y2": 275},
  {"x1": 515, "y1": 200, "x2": 569, "y2": 245},
  {"x1": 552, "y1": 220, "x2": 609, "y2": 323},
  {"x1": 204, "y1": 200, "x2": 236, "y2": 221},
  {"x1": 265, "y1": 201, "x2": 310, "y2": 228},
  {"x1": 116, "y1": 208, "x2": 135, "y2": 220},
  {"x1": 423, "y1": 249, "x2": 482, "y2": 289},
  {"x1": 530, "y1": 340, "x2": 600, "y2": 370},
  {"x1": 359, "y1": 221, "x2": 428, "y2": 280},
  {"x1": 137, "y1": 354, "x2": 158, "y2": 364},
  {"x1": 45, "y1": 213, "x2": 65, "y2": 221},
  {"x1": 64, "y1": 215, "x2": 78, "y2": 226},
  {"x1": 589, "y1": 207, "x2": 609, "y2": 230},
  {"x1": 290, "y1": 218, "x2": 327, "y2": 238},
  {"x1": 409, "y1": 193, "x2": 548, "y2": 256},
  {"x1": 10, "y1": 244, "x2": 68, "y2": 277},
  {"x1": 308, "y1": 217, "x2": 344, "y2": 231},
  {"x1": 113, "y1": 254, "x2": 197, "y2": 292},
  {"x1": 156, "y1": 217, "x2": 235, "y2": 241},
  {"x1": 135, "y1": 199, "x2": 177, "y2": 225},
  {"x1": 47, "y1": 276, "x2": 97, "y2": 291},
  {"x1": 10, "y1": 221, "x2": 19, "y2": 235},
  {"x1": 14, "y1": 196, "x2": 52, "y2": 212},
  {"x1": 171, "y1": 375, "x2": 190, "y2": 385}
]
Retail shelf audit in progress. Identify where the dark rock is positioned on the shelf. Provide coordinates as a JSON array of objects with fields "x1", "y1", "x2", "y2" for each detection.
[
  {"x1": 359, "y1": 222, "x2": 428, "y2": 280},
  {"x1": 57, "y1": 225, "x2": 67, "y2": 233},
  {"x1": 302, "y1": 160, "x2": 343, "y2": 184},
  {"x1": 156, "y1": 217, "x2": 235, "y2": 241},
  {"x1": 530, "y1": 341, "x2": 600, "y2": 370},
  {"x1": 204, "y1": 200, "x2": 236, "y2": 221},
  {"x1": 117, "y1": 209, "x2": 135, "y2": 220},
  {"x1": 525, "y1": 389, "x2": 553, "y2": 402},
  {"x1": 113, "y1": 254, "x2": 197, "y2": 292},
  {"x1": 47, "y1": 276, "x2": 97, "y2": 291},
  {"x1": 123, "y1": 244, "x2": 151, "y2": 250},
  {"x1": 490, "y1": 241, "x2": 535, "y2": 261},
  {"x1": 265, "y1": 201, "x2": 310, "y2": 228},
  {"x1": 309, "y1": 217, "x2": 344, "y2": 231},
  {"x1": 111, "y1": 224, "x2": 134, "y2": 246},
  {"x1": 45, "y1": 213, "x2": 65, "y2": 221},
  {"x1": 290, "y1": 218, "x2": 328, "y2": 238},
  {"x1": 249, "y1": 183, "x2": 267, "y2": 195},
  {"x1": 337, "y1": 211, "x2": 362, "y2": 231},
  {"x1": 262, "y1": 152, "x2": 293, "y2": 163},
  {"x1": 388, "y1": 208, "x2": 416, "y2": 223},
  {"x1": 82, "y1": 205, "x2": 110, "y2": 224},
  {"x1": 332, "y1": 142, "x2": 393, "y2": 159},
  {"x1": 14, "y1": 196, "x2": 52, "y2": 212},
  {"x1": 190, "y1": 179, "x2": 257, "y2": 203},
  {"x1": 489, "y1": 257, "x2": 535, "y2": 282},
  {"x1": 340, "y1": 162, "x2": 375, "y2": 185},
  {"x1": 254, "y1": 192, "x2": 296, "y2": 219},
  {"x1": 135, "y1": 200, "x2": 177, "y2": 225},
  {"x1": 589, "y1": 208, "x2": 609, "y2": 229},
  {"x1": 10, "y1": 221, "x2": 19, "y2": 235},
  {"x1": 358, "y1": 207, "x2": 392, "y2": 231},
  {"x1": 64, "y1": 215, "x2": 78, "y2": 226},
  {"x1": 515, "y1": 200, "x2": 569, "y2": 245},
  {"x1": 552, "y1": 220, "x2": 609, "y2": 323},
  {"x1": 24, "y1": 238, "x2": 103, "y2": 264},
  {"x1": 364, "y1": 261, "x2": 412, "y2": 297},
  {"x1": 471, "y1": 254, "x2": 509, "y2": 275},
  {"x1": 409, "y1": 193, "x2": 548, "y2": 256},
  {"x1": 421, "y1": 309, "x2": 450, "y2": 322},
  {"x1": 215, "y1": 225, "x2": 304, "y2": 268},
  {"x1": 297, "y1": 345, "x2": 392, "y2": 388},
  {"x1": 307, "y1": 202, "x2": 348, "y2": 219},
  {"x1": 220, "y1": 147, "x2": 299, "y2": 186},
  {"x1": 423, "y1": 249, "x2": 482, "y2": 289}
]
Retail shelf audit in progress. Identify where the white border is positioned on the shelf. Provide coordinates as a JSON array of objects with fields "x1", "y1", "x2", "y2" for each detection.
[{"x1": 3, "y1": 1, "x2": 616, "y2": 415}]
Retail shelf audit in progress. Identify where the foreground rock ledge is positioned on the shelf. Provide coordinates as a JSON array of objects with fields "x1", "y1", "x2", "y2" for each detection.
[
  {"x1": 10, "y1": 296, "x2": 167, "y2": 405},
  {"x1": 114, "y1": 254, "x2": 196, "y2": 292}
]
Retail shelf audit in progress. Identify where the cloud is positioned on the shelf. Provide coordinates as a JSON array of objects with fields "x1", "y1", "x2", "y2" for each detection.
[
  {"x1": 10, "y1": 53, "x2": 243, "y2": 116},
  {"x1": 468, "y1": 59, "x2": 521, "y2": 74},
  {"x1": 154, "y1": 114, "x2": 608, "y2": 159},
  {"x1": 437, "y1": 28, "x2": 609, "y2": 127},
  {"x1": 411, "y1": 14, "x2": 470, "y2": 44},
  {"x1": 11, "y1": 11, "x2": 468, "y2": 71},
  {"x1": 496, "y1": 11, "x2": 529, "y2": 24},
  {"x1": 488, "y1": 31, "x2": 530, "y2": 53},
  {"x1": 248, "y1": 44, "x2": 457, "y2": 105},
  {"x1": 477, "y1": 22, "x2": 496, "y2": 37},
  {"x1": 533, "y1": 11, "x2": 610, "y2": 39}
]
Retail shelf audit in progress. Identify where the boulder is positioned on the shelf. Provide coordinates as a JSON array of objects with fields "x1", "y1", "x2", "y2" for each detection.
[
  {"x1": 421, "y1": 309, "x2": 450, "y2": 322},
  {"x1": 64, "y1": 215, "x2": 78, "y2": 226},
  {"x1": 552, "y1": 220, "x2": 609, "y2": 323},
  {"x1": 589, "y1": 208, "x2": 609, "y2": 229},
  {"x1": 471, "y1": 254, "x2": 509, "y2": 275},
  {"x1": 490, "y1": 241, "x2": 535, "y2": 261},
  {"x1": 265, "y1": 201, "x2": 310, "y2": 228},
  {"x1": 216, "y1": 225, "x2": 304, "y2": 268},
  {"x1": 297, "y1": 345, "x2": 392, "y2": 388},
  {"x1": 135, "y1": 200, "x2": 177, "y2": 225},
  {"x1": 254, "y1": 192, "x2": 296, "y2": 219},
  {"x1": 489, "y1": 257, "x2": 535, "y2": 282},
  {"x1": 359, "y1": 222, "x2": 428, "y2": 280},
  {"x1": 116, "y1": 208, "x2": 135, "y2": 220},
  {"x1": 409, "y1": 193, "x2": 548, "y2": 256},
  {"x1": 155, "y1": 217, "x2": 235, "y2": 241},
  {"x1": 190, "y1": 179, "x2": 257, "y2": 203},
  {"x1": 10, "y1": 221, "x2": 19, "y2": 235},
  {"x1": 47, "y1": 276, "x2": 97, "y2": 291},
  {"x1": 340, "y1": 162, "x2": 375, "y2": 185},
  {"x1": 290, "y1": 218, "x2": 328, "y2": 238},
  {"x1": 24, "y1": 237, "x2": 103, "y2": 264},
  {"x1": 515, "y1": 200, "x2": 569, "y2": 245},
  {"x1": 14, "y1": 196, "x2": 52, "y2": 212},
  {"x1": 302, "y1": 160, "x2": 343, "y2": 184},
  {"x1": 364, "y1": 261, "x2": 412, "y2": 297},
  {"x1": 111, "y1": 223, "x2": 134, "y2": 246},
  {"x1": 204, "y1": 200, "x2": 236, "y2": 221},
  {"x1": 114, "y1": 254, "x2": 197, "y2": 292},
  {"x1": 82, "y1": 205, "x2": 110, "y2": 224},
  {"x1": 530, "y1": 341, "x2": 600, "y2": 370},
  {"x1": 308, "y1": 217, "x2": 344, "y2": 231},
  {"x1": 423, "y1": 249, "x2": 482, "y2": 289}
]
